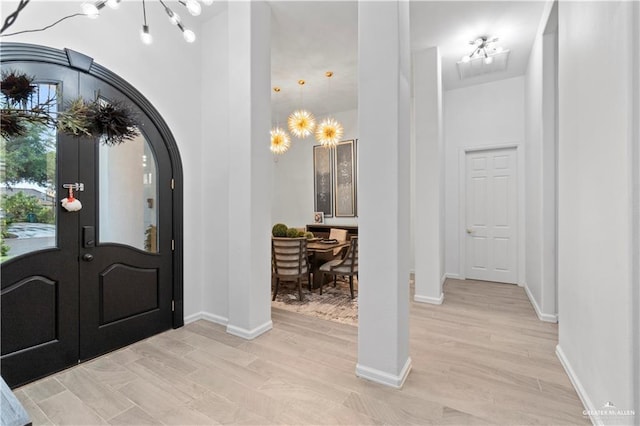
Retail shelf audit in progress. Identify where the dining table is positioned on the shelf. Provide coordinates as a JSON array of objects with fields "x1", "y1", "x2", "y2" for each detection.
[{"x1": 306, "y1": 240, "x2": 350, "y2": 289}]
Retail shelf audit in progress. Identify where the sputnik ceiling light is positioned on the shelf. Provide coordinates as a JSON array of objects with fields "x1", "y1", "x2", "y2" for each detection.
[
  {"x1": 78, "y1": 0, "x2": 210, "y2": 44},
  {"x1": 288, "y1": 80, "x2": 316, "y2": 138},
  {"x1": 315, "y1": 71, "x2": 343, "y2": 147},
  {"x1": 270, "y1": 87, "x2": 291, "y2": 155},
  {"x1": 461, "y1": 36, "x2": 504, "y2": 65}
]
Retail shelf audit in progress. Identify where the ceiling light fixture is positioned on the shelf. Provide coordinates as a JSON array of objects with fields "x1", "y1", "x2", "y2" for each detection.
[
  {"x1": 81, "y1": 0, "x2": 209, "y2": 44},
  {"x1": 461, "y1": 36, "x2": 503, "y2": 64},
  {"x1": 271, "y1": 87, "x2": 292, "y2": 154},
  {"x1": 288, "y1": 80, "x2": 316, "y2": 138},
  {"x1": 457, "y1": 35, "x2": 510, "y2": 80},
  {"x1": 315, "y1": 71, "x2": 344, "y2": 147},
  {"x1": 270, "y1": 127, "x2": 291, "y2": 155}
]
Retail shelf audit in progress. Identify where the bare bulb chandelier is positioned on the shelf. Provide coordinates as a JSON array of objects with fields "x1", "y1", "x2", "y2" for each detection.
[
  {"x1": 79, "y1": 0, "x2": 213, "y2": 45},
  {"x1": 461, "y1": 36, "x2": 504, "y2": 65}
]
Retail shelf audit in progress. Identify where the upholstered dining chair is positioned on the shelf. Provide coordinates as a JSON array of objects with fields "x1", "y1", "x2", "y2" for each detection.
[
  {"x1": 328, "y1": 228, "x2": 348, "y2": 256},
  {"x1": 272, "y1": 237, "x2": 311, "y2": 301},
  {"x1": 319, "y1": 236, "x2": 358, "y2": 299}
]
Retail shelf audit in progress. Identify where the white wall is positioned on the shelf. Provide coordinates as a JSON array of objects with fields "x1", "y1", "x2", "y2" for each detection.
[
  {"x1": 271, "y1": 108, "x2": 358, "y2": 229},
  {"x1": 4, "y1": 1, "x2": 204, "y2": 318},
  {"x1": 444, "y1": 77, "x2": 525, "y2": 282},
  {"x1": 557, "y1": 2, "x2": 637, "y2": 423},
  {"x1": 524, "y1": 1, "x2": 558, "y2": 322}
]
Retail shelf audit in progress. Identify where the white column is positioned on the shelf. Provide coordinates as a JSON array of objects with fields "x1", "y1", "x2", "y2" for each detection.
[
  {"x1": 226, "y1": 1, "x2": 272, "y2": 339},
  {"x1": 557, "y1": 1, "x2": 637, "y2": 422},
  {"x1": 356, "y1": 0, "x2": 412, "y2": 388},
  {"x1": 413, "y1": 47, "x2": 444, "y2": 304}
]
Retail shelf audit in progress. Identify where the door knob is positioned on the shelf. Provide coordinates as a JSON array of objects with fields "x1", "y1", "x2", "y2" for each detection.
[
  {"x1": 82, "y1": 253, "x2": 94, "y2": 262},
  {"x1": 466, "y1": 228, "x2": 473, "y2": 234}
]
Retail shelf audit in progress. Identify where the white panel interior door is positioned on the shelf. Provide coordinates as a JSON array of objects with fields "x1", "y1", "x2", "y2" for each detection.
[{"x1": 465, "y1": 148, "x2": 517, "y2": 283}]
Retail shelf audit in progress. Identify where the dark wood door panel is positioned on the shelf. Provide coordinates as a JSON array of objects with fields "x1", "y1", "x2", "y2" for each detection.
[
  {"x1": 0, "y1": 251, "x2": 79, "y2": 388},
  {"x1": 1, "y1": 276, "x2": 57, "y2": 355},
  {"x1": 100, "y1": 263, "x2": 159, "y2": 325}
]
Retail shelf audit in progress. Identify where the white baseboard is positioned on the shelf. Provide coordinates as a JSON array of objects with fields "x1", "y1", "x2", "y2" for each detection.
[
  {"x1": 356, "y1": 357, "x2": 412, "y2": 389},
  {"x1": 524, "y1": 283, "x2": 558, "y2": 323},
  {"x1": 201, "y1": 312, "x2": 229, "y2": 326},
  {"x1": 440, "y1": 274, "x2": 447, "y2": 286},
  {"x1": 184, "y1": 311, "x2": 229, "y2": 326},
  {"x1": 226, "y1": 320, "x2": 273, "y2": 340},
  {"x1": 556, "y1": 345, "x2": 598, "y2": 425},
  {"x1": 444, "y1": 273, "x2": 461, "y2": 280},
  {"x1": 414, "y1": 293, "x2": 444, "y2": 305}
]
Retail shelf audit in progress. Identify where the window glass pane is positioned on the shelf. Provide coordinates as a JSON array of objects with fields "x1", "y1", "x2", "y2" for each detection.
[
  {"x1": 1, "y1": 83, "x2": 58, "y2": 262},
  {"x1": 98, "y1": 133, "x2": 158, "y2": 252}
]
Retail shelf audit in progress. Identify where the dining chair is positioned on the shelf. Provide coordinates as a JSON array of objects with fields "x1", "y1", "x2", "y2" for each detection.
[
  {"x1": 272, "y1": 237, "x2": 311, "y2": 301},
  {"x1": 319, "y1": 236, "x2": 358, "y2": 299},
  {"x1": 328, "y1": 228, "x2": 348, "y2": 256}
]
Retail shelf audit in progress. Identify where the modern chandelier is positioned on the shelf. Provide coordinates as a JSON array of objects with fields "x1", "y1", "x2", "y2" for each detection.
[
  {"x1": 271, "y1": 87, "x2": 291, "y2": 154},
  {"x1": 460, "y1": 36, "x2": 504, "y2": 65},
  {"x1": 315, "y1": 71, "x2": 343, "y2": 147},
  {"x1": 80, "y1": 0, "x2": 214, "y2": 44},
  {"x1": 272, "y1": 72, "x2": 345, "y2": 154},
  {"x1": 287, "y1": 80, "x2": 316, "y2": 138}
]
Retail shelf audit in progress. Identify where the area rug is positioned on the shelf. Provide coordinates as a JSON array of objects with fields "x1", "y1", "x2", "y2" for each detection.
[{"x1": 271, "y1": 279, "x2": 358, "y2": 326}]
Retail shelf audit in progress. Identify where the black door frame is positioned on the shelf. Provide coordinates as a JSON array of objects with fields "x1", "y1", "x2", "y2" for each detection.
[{"x1": 0, "y1": 42, "x2": 184, "y2": 328}]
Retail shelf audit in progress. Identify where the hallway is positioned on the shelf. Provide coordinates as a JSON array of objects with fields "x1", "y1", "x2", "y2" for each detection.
[{"x1": 14, "y1": 279, "x2": 587, "y2": 425}]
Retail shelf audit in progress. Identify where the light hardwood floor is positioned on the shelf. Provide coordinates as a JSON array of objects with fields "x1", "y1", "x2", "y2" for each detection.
[{"x1": 15, "y1": 279, "x2": 589, "y2": 425}]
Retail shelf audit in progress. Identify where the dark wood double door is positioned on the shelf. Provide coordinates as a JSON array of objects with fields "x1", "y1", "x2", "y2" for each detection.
[{"x1": 1, "y1": 56, "x2": 176, "y2": 388}]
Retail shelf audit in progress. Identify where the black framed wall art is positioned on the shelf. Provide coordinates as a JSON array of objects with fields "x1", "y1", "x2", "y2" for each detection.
[
  {"x1": 334, "y1": 139, "x2": 357, "y2": 217},
  {"x1": 313, "y1": 145, "x2": 334, "y2": 218}
]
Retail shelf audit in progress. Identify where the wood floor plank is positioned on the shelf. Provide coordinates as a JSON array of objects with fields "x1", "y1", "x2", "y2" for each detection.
[
  {"x1": 13, "y1": 389, "x2": 53, "y2": 426},
  {"x1": 36, "y1": 390, "x2": 108, "y2": 425},
  {"x1": 56, "y1": 367, "x2": 134, "y2": 420},
  {"x1": 21, "y1": 377, "x2": 66, "y2": 403},
  {"x1": 108, "y1": 405, "x2": 163, "y2": 425}
]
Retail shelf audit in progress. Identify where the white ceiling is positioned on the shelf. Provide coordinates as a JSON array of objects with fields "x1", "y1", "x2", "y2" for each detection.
[{"x1": 270, "y1": 0, "x2": 547, "y2": 122}]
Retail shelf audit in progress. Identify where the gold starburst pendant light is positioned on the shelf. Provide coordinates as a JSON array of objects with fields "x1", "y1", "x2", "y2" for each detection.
[
  {"x1": 270, "y1": 87, "x2": 291, "y2": 154},
  {"x1": 316, "y1": 117, "x2": 344, "y2": 147},
  {"x1": 288, "y1": 80, "x2": 316, "y2": 138},
  {"x1": 270, "y1": 127, "x2": 291, "y2": 154},
  {"x1": 316, "y1": 71, "x2": 344, "y2": 147}
]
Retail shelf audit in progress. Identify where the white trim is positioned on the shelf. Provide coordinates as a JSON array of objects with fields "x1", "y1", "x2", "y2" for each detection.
[
  {"x1": 556, "y1": 345, "x2": 598, "y2": 425},
  {"x1": 524, "y1": 283, "x2": 558, "y2": 323},
  {"x1": 356, "y1": 357, "x2": 412, "y2": 389},
  {"x1": 201, "y1": 312, "x2": 229, "y2": 326},
  {"x1": 440, "y1": 274, "x2": 447, "y2": 286},
  {"x1": 444, "y1": 272, "x2": 461, "y2": 280},
  {"x1": 414, "y1": 293, "x2": 444, "y2": 305},
  {"x1": 226, "y1": 320, "x2": 273, "y2": 340},
  {"x1": 459, "y1": 143, "x2": 523, "y2": 285},
  {"x1": 184, "y1": 311, "x2": 229, "y2": 326}
]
